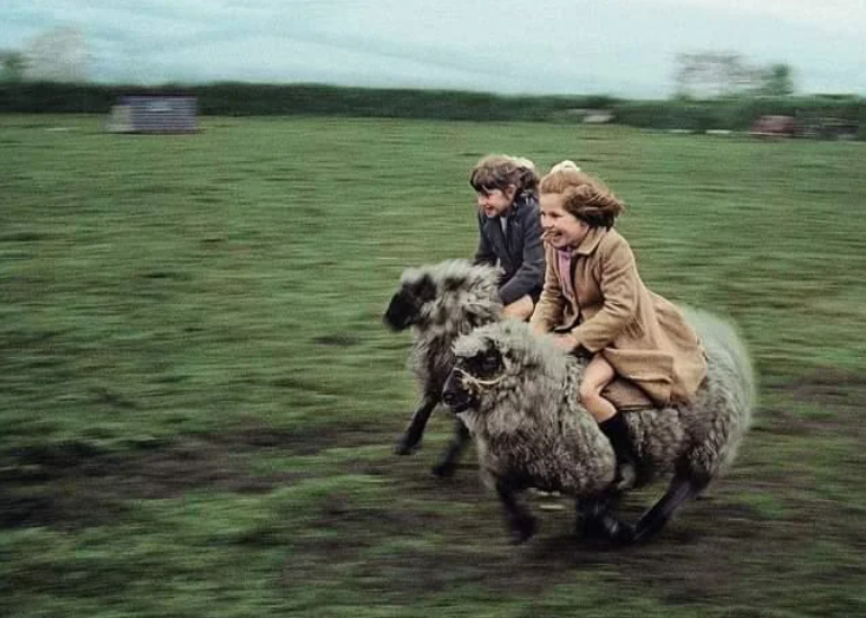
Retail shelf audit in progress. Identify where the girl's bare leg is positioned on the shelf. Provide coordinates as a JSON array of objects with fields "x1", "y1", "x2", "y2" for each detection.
[
  {"x1": 580, "y1": 355, "x2": 617, "y2": 421},
  {"x1": 582, "y1": 355, "x2": 638, "y2": 489}
]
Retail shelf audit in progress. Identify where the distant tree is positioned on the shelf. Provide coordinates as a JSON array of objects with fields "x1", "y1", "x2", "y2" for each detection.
[
  {"x1": 674, "y1": 52, "x2": 793, "y2": 99},
  {"x1": 23, "y1": 26, "x2": 89, "y2": 83},
  {"x1": 758, "y1": 63, "x2": 795, "y2": 96},
  {"x1": 0, "y1": 50, "x2": 25, "y2": 83}
]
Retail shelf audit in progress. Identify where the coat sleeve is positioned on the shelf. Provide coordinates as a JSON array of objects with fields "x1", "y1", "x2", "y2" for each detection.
[
  {"x1": 529, "y1": 246, "x2": 564, "y2": 333},
  {"x1": 472, "y1": 214, "x2": 497, "y2": 266},
  {"x1": 497, "y1": 207, "x2": 545, "y2": 306},
  {"x1": 569, "y1": 234, "x2": 640, "y2": 353}
]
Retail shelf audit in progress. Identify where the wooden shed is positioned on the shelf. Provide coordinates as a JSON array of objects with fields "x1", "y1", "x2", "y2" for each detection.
[{"x1": 106, "y1": 95, "x2": 198, "y2": 134}]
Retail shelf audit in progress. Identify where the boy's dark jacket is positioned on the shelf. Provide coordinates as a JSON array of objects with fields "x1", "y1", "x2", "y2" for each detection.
[{"x1": 473, "y1": 194, "x2": 545, "y2": 306}]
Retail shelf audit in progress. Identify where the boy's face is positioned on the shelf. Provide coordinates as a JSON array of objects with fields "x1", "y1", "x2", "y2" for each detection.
[
  {"x1": 476, "y1": 185, "x2": 516, "y2": 218},
  {"x1": 539, "y1": 193, "x2": 590, "y2": 249}
]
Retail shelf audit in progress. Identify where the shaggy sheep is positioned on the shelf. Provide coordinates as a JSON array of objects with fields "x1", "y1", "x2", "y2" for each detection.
[
  {"x1": 383, "y1": 260, "x2": 502, "y2": 477},
  {"x1": 442, "y1": 312, "x2": 755, "y2": 544}
]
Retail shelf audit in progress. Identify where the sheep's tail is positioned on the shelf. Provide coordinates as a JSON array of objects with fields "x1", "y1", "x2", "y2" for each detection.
[
  {"x1": 690, "y1": 308, "x2": 756, "y2": 413},
  {"x1": 684, "y1": 307, "x2": 757, "y2": 473}
]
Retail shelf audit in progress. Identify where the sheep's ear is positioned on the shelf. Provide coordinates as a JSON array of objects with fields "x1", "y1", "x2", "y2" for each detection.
[{"x1": 414, "y1": 274, "x2": 437, "y2": 303}]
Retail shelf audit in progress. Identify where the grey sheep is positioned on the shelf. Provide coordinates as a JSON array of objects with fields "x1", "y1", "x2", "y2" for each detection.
[
  {"x1": 384, "y1": 259, "x2": 502, "y2": 477},
  {"x1": 442, "y1": 312, "x2": 755, "y2": 545}
]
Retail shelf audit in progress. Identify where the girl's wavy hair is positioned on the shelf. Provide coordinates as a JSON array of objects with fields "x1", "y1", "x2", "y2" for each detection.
[
  {"x1": 539, "y1": 160, "x2": 625, "y2": 229},
  {"x1": 469, "y1": 155, "x2": 540, "y2": 200}
]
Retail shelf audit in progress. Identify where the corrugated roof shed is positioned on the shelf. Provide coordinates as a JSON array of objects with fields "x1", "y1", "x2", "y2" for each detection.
[{"x1": 107, "y1": 95, "x2": 197, "y2": 134}]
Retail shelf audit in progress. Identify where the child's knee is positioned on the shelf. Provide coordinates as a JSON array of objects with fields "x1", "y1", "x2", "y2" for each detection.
[{"x1": 579, "y1": 380, "x2": 601, "y2": 405}]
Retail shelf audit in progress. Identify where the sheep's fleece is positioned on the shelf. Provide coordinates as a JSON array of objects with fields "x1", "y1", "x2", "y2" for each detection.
[
  {"x1": 401, "y1": 260, "x2": 502, "y2": 393},
  {"x1": 453, "y1": 310, "x2": 755, "y2": 496}
]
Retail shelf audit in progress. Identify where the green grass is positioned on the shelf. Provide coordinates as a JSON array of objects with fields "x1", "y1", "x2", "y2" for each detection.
[{"x1": 2, "y1": 115, "x2": 865, "y2": 617}]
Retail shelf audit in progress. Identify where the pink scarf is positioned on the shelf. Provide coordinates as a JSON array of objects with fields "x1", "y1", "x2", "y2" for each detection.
[{"x1": 556, "y1": 248, "x2": 575, "y2": 301}]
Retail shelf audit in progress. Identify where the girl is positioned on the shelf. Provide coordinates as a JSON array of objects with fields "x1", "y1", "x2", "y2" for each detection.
[
  {"x1": 469, "y1": 155, "x2": 545, "y2": 320},
  {"x1": 530, "y1": 161, "x2": 707, "y2": 486}
]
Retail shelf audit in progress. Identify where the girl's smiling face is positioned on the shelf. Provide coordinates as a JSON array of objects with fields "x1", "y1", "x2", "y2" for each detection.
[
  {"x1": 539, "y1": 193, "x2": 590, "y2": 249},
  {"x1": 476, "y1": 185, "x2": 516, "y2": 218}
]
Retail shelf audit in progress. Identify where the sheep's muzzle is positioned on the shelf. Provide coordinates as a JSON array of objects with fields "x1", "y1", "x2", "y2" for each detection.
[
  {"x1": 442, "y1": 369, "x2": 470, "y2": 412},
  {"x1": 383, "y1": 292, "x2": 416, "y2": 331},
  {"x1": 442, "y1": 367, "x2": 481, "y2": 413}
]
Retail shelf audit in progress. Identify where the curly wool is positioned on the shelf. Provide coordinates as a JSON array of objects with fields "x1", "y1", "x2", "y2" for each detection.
[
  {"x1": 401, "y1": 260, "x2": 503, "y2": 396},
  {"x1": 455, "y1": 311, "x2": 755, "y2": 496}
]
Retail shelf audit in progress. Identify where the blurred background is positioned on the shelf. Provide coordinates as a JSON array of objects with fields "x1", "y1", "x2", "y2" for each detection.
[{"x1": 1, "y1": 2, "x2": 865, "y2": 617}]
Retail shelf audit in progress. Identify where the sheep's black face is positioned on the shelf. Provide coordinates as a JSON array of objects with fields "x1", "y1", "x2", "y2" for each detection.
[
  {"x1": 383, "y1": 274, "x2": 437, "y2": 331},
  {"x1": 467, "y1": 346, "x2": 504, "y2": 380},
  {"x1": 442, "y1": 346, "x2": 504, "y2": 413}
]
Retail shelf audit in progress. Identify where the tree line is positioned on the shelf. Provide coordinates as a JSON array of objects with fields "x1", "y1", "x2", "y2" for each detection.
[{"x1": 1, "y1": 81, "x2": 862, "y2": 137}]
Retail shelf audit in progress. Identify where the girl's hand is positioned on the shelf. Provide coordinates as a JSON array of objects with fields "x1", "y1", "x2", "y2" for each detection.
[{"x1": 552, "y1": 333, "x2": 579, "y2": 353}]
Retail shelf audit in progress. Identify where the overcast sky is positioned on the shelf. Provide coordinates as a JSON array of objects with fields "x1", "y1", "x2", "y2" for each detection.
[{"x1": 2, "y1": 0, "x2": 865, "y2": 97}]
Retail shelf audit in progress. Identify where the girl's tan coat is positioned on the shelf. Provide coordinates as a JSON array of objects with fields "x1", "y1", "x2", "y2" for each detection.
[{"x1": 530, "y1": 227, "x2": 707, "y2": 407}]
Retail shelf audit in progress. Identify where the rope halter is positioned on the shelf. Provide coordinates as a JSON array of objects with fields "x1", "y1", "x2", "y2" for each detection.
[{"x1": 453, "y1": 366, "x2": 506, "y2": 396}]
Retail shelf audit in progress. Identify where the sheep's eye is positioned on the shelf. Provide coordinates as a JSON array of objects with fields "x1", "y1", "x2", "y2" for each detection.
[{"x1": 469, "y1": 349, "x2": 500, "y2": 377}]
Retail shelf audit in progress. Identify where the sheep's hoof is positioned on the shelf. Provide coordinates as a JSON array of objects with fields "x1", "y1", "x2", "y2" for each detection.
[
  {"x1": 584, "y1": 515, "x2": 635, "y2": 546},
  {"x1": 394, "y1": 435, "x2": 420, "y2": 456},
  {"x1": 608, "y1": 520, "x2": 636, "y2": 546},
  {"x1": 431, "y1": 459, "x2": 457, "y2": 478},
  {"x1": 508, "y1": 515, "x2": 538, "y2": 545}
]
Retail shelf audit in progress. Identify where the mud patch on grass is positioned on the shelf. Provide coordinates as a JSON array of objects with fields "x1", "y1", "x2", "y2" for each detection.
[
  {"x1": 283, "y1": 499, "x2": 544, "y2": 601},
  {"x1": 279, "y1": 487, "x2": 780, "y2": 602},
  {"x1": 783, "y1": 368, "x2": 865, "y2": 412},
  {"x1": 358, "y1": 456, "x2": 486, "y2": 504},
  {"x1": 312, "y1": 333, "x2": 362, "y2": 347},
  {"x1": 205, "y1": 418, "x2": 383, "y2": 455},
  {"x1": 0, "y1": 417, "x2": 393, "y2": 531},
  {"x1": 107, "y1": 439, "x2": 305, "y2": 499},
  {"x1": 761, "y1": 368, "x2": 866, "y2": 437},
  {"x1": 0, "y1": 486, "x2": 127, "y2": 530}
]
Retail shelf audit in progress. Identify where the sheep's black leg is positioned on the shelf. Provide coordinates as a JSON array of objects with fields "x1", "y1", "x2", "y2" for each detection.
[
  {"x1": 574, "y1": 495, "x2": 603, "y2": 535},
  {"x1": 431, "y1": 420, "x2": 470, "y2": 478},
  {"x1": 581, "y1": 475, "x2": 703, "y2": 546},
  {"x1": 631, "y1": 475, "x2": 702, "y2": 543},
  {"x1": 394, "y1": 394, "x2": 438, "y2": 455},
  {"x1": 497, "y1": 480, "x2": 537, "y2": 544},
  {"x1": 577, "y1": 493, "x2": 635, "y2": 545}
]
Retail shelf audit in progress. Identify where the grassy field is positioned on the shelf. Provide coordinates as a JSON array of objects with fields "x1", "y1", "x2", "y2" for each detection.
[{"x1": 2, "y1": 114, "x2": 865, "y2": 617}]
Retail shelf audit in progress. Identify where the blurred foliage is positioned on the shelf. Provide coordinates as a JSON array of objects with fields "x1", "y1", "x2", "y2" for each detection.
[
  {"x1": 0, "y1": 82, "x2": 863, "y2": 138},
  {"x1": 0, "y1": 50, "x2": 25, "y2": 84},
  {"x1": 614, "y1": 95, "x2": 864, "y2": 134},
  {"x1": 0, "y1": 81, "x2": 620, "y2": 121},
  {"x1": 673, "y1": 52, "x2": 795, "y2": 99},
  {"x1": 1, "y1": 116, "x2": 865, "y2": 617}
]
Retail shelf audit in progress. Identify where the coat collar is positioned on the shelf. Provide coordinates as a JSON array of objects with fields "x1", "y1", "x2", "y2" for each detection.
[
  {"x1": 481, "y1": 212, "x2": 511, "y2": 270},
  {"x1": 573, "y1": 226, "x2": 607, "y2": 256},
  {"x1": 500, "y1": 193, "x2": 534, "y2": 220},
  {"x1": 481, "y1": 195, "x2": 533, "y2": 249}
]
